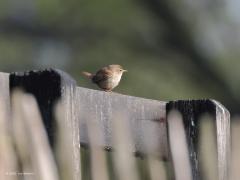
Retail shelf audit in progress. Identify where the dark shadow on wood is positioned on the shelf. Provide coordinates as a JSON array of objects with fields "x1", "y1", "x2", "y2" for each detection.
[
  {"x1": 167, "y1": 99, "x2": 230, "y2": 180},
  {"x1": 10, "y1": 69, "x2": 62, "y2": 146}
]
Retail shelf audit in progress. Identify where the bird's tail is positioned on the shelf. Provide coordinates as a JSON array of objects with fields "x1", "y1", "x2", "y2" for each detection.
[{"x1": 82, "y1": 71, "x2": 94, "y2": 79}]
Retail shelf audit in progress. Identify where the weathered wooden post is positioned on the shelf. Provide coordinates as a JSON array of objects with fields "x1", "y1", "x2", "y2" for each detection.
[
  {"x1": 75, "y1": 86, "x2": 168, "y2": 157},
  {"x1": 0, "y1": 69, "x2": 230, "y2": 180},
  {"x1": 167, "y1": 100, "x2": 230, "y2": 180},
  {"x1": 9, "y1": 69, "x2": 80, "y2": 180},
  {"x1": 0, "y1": 72, "x2": 18, "y2": 179},
  {"x1": 75, "y1": 85, "x2": 230, "y2": 180}
]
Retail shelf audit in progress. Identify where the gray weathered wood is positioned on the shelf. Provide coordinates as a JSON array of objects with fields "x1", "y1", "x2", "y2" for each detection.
[
  {"x1": 168, "y1": 111, "x2": 192, "y2": 180},
  {"x1": 0, "y1": 72, "x2": 18, "y2": 180},
  {"x1": 213, "y1": 100, "x2": 230, "y2": 180},
  {"x1": 167, "y1": 100, "x2": 230, "y2": 180},
  {"x1": 11, "y1": 91, "x2": 59, "y2": 180},
  {"x1": 9, "y1": 69, "x2": 80, "y2": 180},
  {"x1": 76, "y1": 86, "x2": 168, "y2": 158},
  {"x1": 0, "y1": 69, "x2": 231, "y2": 180},
  {"x1": 0, "y1": 72, "x2": 10, "y2": 119}
]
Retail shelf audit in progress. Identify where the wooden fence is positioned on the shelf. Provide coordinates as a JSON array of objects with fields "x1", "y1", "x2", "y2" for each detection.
[{"x1": 0, "y1": 69, "x2": 232, "y2": 180}]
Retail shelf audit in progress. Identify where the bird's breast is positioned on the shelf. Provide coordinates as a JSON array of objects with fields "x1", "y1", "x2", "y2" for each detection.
[{"x1": 107, "y1": 76, "x2": 121, "y2": 87}]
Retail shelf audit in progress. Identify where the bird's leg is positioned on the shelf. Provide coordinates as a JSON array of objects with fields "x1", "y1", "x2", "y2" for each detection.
[{"x1": 104, "y1": 89, "x2": 112, "y2": 92}]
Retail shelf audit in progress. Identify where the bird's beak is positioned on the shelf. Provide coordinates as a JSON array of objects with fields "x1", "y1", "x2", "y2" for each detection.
[{"x1": 123, "y1": 69, "x2": 127, "y2": 72}]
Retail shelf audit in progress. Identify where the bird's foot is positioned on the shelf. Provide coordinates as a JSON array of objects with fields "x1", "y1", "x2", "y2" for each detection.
[{"x1": 104, "y1": 89, "x2": 112, "y2": 92}]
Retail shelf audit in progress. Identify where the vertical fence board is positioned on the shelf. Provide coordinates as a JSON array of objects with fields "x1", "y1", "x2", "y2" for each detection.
[
  {"x1": 212, "y1": 100, "x2": 230, "y2": 180},
  {"x1": 0, "y1": 72, "x2": 17, "y2": 180},
  {"x1": 9, "y1": 69, "x2": 80, "y2": 180},
  {"x1": 0, "y1": 72, "x2": 10, "y2": 118},
  {"x1": 168, "y1": 111, "x2": 192, "y2": 180},
  {"x1": 0, "y1": 69, "x2": 230, "y2": 180},
  {"x1": 167, "y1": 100, "x2": 230, "y2": 180},
  {"x1": 11, "y1": 92, "x2": 59, "y2": 180},
  {"x1": 75, "y1": 86, "x2": 168, "y2": 158}
]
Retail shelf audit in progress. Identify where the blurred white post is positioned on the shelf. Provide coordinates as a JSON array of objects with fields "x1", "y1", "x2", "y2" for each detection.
[
  {"x1": 0, "y1": 73, "x2": 17, "y2": 180},
  {"x1": 10, "y1": 69, "x2": 81, "y2": 180},
  {"x1": 112, "y1": 113, "x2": 139, "y2": 180},
  {"x1": 142, "y1": 118, "x2": 167, "y2": 180},
  {"x1": 213, "y1": 100, "x2": 231, "y2": 180},
  {"x1": 198, "y1": 115, "x2": 218, "y2": 180},
  {"x1": 168, "y1": 111, "x2": 192, "y2": 180},
  {"x1": 12, "y1": 91, "x2": 59, "y2": 180},
  {"x1": 87, "y1": 118, "x2": 109, "y2": 180},
  {"x1": 230, "y1": 118, "x2": 240, "y2": 180},
  {"x1": 55, "y1": 103, "x2": 79, "y2": 180},
  {"x1": 147, "y1": 156, "x2": 167, "y2": 180}
]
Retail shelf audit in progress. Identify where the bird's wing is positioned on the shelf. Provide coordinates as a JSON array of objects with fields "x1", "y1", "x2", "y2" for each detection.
[{"x1": 92, "y1": 68, "x2": 113, "y2": 83}]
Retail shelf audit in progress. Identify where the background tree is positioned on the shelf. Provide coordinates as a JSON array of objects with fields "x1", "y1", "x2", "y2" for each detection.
[{"x1": 0, "y1": 0, "x2": 240, "y2": 113}]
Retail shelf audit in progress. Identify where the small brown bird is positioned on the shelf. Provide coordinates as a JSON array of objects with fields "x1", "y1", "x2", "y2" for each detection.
[{"x1": 82, "y1": 64, "x2": 127, "y2": 91}]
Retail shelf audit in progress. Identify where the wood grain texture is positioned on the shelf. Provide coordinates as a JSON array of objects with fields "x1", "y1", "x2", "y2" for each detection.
[
  {"x1": 10, "y1": 69, "x2": 62, "y2": 145},
  {"x1": 10, "y1": 69, "x2": 80, "y2": 180},
  {"x1": 212, "y1": 100, "x2": 230, "y2": 180},
  {"x1": 0, "y1": 72, "x2": 17, "y2": 180},
  {"x1": 76, "y1": 86, "x2": 168, "y2": 158},
  {"x1": 167, "y1": 100, "x2": 230, "y2": 180},
  {"x1": 3, "y1": 69, "x2": 230, "y2": 180}
]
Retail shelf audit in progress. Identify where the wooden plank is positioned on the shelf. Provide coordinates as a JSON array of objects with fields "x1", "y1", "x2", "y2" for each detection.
[
  {"x1": 75, "y1": 86, "x2": 168, "y2": 158},
  {"x1": 6, "y1": 69, "x2": 231, "y2": 180},
  {"x1": 212, "y1": 100, "x2": 230, "y2": 180},
  {"x1": 0, "y1": 72, "x2": 10, "y2": 117},
  {"x1": 0, "y1": 72, "x2": 18, "y2": 180},
  {"x1": 9, "y1": 69, "x2": 80, "y2": 180},
  {"x1": 10, "y1": 70, "x2": 62, "y2": 145},
  {"x1": 55, "y1": 70, "x2": 81, "y2": 180},
  {"x1": 167, "y1": 100, "x2": 230, "y2": 180},
  {"x1": 168, "y1": 111, "x2": 192, "y2": 180},
  {"x1": 11, "y1": 91, "x2": 59, "y2": 180}
]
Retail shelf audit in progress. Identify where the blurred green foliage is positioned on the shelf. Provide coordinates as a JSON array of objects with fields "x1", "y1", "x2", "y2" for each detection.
[{"x1": 0, "y1": 0, "x2": 240, "y2": 113}]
